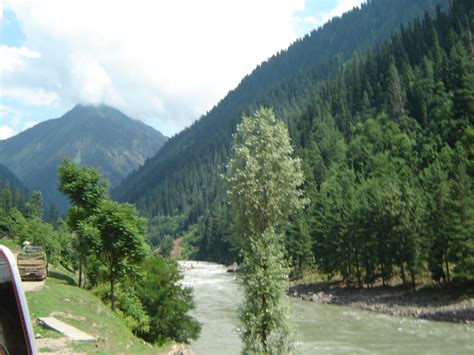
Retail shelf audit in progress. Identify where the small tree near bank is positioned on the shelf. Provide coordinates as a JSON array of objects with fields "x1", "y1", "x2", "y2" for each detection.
[
  {"x1": 58, "y1": 158, "x2": 108, "y2": 287},
  {"x1": 58, "y1": 159, "x2": 147, "y2": 310},
  {"x1": 226, "y1": 107, "x2": 305, "y2": 354},
  {"x1": 87, "y1": 199, "x2": 147, "y2": 310}
]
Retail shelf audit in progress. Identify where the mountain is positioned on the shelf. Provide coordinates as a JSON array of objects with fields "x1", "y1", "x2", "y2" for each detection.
[
  {"x1": 115, "y1": 0, "x2": 449, "y2": 218},
  {"x1": 0, "y1": 164, "x2": 29, "y2": 218},
  {"x1": 0, "y1": 164, "x2": 26, "y2": 191},
  {"x1": 0, "y1": 104, "x2": 167, "y2": 211}
]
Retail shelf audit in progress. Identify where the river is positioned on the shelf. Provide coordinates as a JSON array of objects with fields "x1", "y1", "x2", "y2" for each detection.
[{"x1": 180, "y1": 262, "x2": 474, "y2": 354}]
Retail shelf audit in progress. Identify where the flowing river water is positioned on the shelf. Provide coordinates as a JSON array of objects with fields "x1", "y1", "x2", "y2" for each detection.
[{"x1": 180, "y1": 261, "x2": 474, "y2": 354}]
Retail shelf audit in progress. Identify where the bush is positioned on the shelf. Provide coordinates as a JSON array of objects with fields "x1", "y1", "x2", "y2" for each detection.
[
  {"x1": 135, "y1": 256, "x2": 201, "y2": 344},
  {"x1": 92, "y1": 282, "x2": 150, "y2": 334}
]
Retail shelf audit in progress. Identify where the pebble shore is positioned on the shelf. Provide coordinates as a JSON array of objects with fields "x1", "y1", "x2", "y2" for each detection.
[{"x1": 289, "y1": 283, "x2": 474, "y2": 324}]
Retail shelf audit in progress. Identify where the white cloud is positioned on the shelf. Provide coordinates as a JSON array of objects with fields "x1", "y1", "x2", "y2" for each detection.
[
  {"x1": 3, "y1": 0, "x2": 306, "y2": 135},
  {"x1": 23, "y1": 120, "x2": 37, "y2": 129},
  {"x1": 0, "y1": 45, "x2": 40, "y2": 71},
  {"x1": 0, "y1": 103, "x2": 20, "y2": 117},
  {"x1": 302, "y1": 16, "x2": 318, "y2": 25},
  {"x1": 0, "y1": 103, "x2": 21, "y2": 126},
  {"x1": 318, "y1": 0, "x2": 365, "y2": 27},
  {"x1": 0, "y1": 125, "x2": 15, "y2": 140},
  {"x1": 1, "y1": 87, "x2": 59, "y2": 106},
  {"x1": 71, "y1": 56, "x2": 112, "y2": 105},
  {"x1": 294, "y1": 0, "x2": 365, "y2": 31}
]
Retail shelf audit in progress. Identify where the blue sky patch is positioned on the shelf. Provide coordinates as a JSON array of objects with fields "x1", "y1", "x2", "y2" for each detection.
[{"x1": 0, "y1": 8, "x2": 25, "y2": 46}]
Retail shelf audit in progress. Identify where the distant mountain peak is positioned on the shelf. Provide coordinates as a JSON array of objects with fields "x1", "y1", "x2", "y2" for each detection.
[
  {"x1": 0, "y1": 104, "x2": 168, "y2": 212},
  {"x1": 67, "y1": 103, "x2": 132, "y2": 119}
]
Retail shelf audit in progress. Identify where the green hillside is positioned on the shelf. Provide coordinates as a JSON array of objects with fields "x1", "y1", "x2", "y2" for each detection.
[{"x1": 0, "y1": 164, "x2": 26, "y2": 191}]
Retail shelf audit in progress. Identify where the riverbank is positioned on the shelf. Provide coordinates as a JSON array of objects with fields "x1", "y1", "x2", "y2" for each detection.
[
  {"x1": 26, "y1": 266, "x2": 188, "y2": 354},
  {"x1": 289, "y1": 281, "x2": 474, "y2": 324}
]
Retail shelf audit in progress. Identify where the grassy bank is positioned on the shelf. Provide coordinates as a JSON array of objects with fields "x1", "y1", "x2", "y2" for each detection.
[{"x1": 26, "y1": 268, "x2": 173, "y2": 354}]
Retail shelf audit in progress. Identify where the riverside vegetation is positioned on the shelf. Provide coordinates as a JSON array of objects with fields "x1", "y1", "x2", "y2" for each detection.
[{"x1": 0, "y1": 160, "x2": 201, "y2": 348}]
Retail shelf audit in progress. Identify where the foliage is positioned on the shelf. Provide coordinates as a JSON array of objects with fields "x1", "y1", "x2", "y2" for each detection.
[
  {"x1": 227, "y1": 108, "x2": 305, "y2": 353},
  {"x1": 58, "y1": 158, "x2": 109, "y2": 287},
  {"x1": 57, "y1": 160, "x2": 199, "y2": 345},
  {"x1": 0, "y1": 174, "x2": 69, "y2": 264},
  {"x1": 147, "y1": 214, "x2": 186, "y2": 247},
  {"x1": 92, "y1": 282, "x2": 150, "y2": 335},
  {"x1": 158, "y1": 235, "x2": 174, "y2": 257},
  {"x1": 25, "y1": 191, "x2": 43, "y2": 219},
  {"x1": 85, "y1": 199, "x2": 147, "y2": 310},
  {"x1": 58, "y1": 158, "x2": 109, "y2": 213},
  {"x1": 136, "y1": 256, "x2": 201, "y2": 344},
  {"x1": 115, "y1": 0, "x2": 449, "y2": 265}
]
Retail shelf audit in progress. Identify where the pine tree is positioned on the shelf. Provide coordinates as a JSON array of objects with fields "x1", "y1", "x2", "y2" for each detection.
[
  {"x1": 286, "y1": 209, "x2": 312, "y2": 278},
  {"x1": 26, "y1": 191, "x2": 43, "y2": 219},
  {"x1": 388, "y1": 62, "x2": 406, "y2": 123},
  {"x1": 449, "y1": 145, "x2": 474, "y2": 279},
  {"x1": 422, "y1": 150, "x2": 453, "y2": 284}
]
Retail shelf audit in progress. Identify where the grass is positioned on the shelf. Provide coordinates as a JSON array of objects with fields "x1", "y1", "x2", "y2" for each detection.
[{"x1": 26, "y1": 266, "x2": 174, "y2": 354}]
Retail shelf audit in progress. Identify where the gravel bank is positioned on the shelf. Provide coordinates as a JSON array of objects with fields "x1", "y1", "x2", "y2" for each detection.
[{"x1": 289, "y1": 283, "x2": 474, "y2": 324}]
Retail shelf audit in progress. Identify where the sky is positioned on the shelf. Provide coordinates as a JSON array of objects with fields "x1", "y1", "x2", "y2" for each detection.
[{"x1": 0, "y1": 0, "x2": 365, "y2": 139}]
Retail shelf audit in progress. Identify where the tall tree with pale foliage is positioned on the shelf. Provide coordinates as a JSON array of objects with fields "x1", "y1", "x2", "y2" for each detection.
[{"x1": 226, "y1": 107, "x2": 305, "y2": 354}]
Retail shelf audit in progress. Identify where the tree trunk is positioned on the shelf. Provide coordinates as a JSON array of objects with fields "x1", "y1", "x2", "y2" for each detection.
[
  {"x1": 444, "y1": 248, "x2": 451, "y2": 284},
  {"x1": 261, "y1": 294, "x2": 268, "y2": 352},
  {"x1": 111, "y1": 279, "x2": 115, "y2": 311},
  {"x1": 381, "y1": 262, "x2": 386, "y2": 287},
  {"x1": 110, "y1": 265, "x2": 116, "y2": 311},
  {"x1": 400, "y1": 262, "x2": 406, "y2": 288},
  {"x1": 409, "y1": 265, "x2": 416, "y2": 292},
  {"x1": 79, "y1": 257, "x2": 83, "y2": 288},
  {"x1": 347, "y1": 242, "x2": 353, "y2": 282},
  {"x1": 356, "y1": 255, "x2": 362, "y2": 288},
  {"x1": 83, "y1": 258, "x2": 87, "y2": 289}
]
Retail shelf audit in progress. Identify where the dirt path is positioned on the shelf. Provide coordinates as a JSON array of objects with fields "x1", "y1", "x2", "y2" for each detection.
[{"x1": 171, "y1": 237, "x2": 183, "y2": 258}]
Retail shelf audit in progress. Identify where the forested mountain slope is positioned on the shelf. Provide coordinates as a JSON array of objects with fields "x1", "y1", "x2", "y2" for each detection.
[
  {"x1": 199, "y1": 0, "x2": 473, "y2": 287},
  {"x1": 129, "y1": 0, "x2": 472, "y2": 286},
  {"x1": 285, "y1": 0, "x2": 474, "y2": 285},
  {"x1": 0, "y1": 164, "x2": 26, "y2": 191},
  {"x1": 0, "y1": 164, "x2": 28, "y2": 216},
  {"x1": 116, "y1": 0, "x2": 448, "y2": 220},
  {"x1": 0, "y1": 105, "x2": 167, "y2": 211}
]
